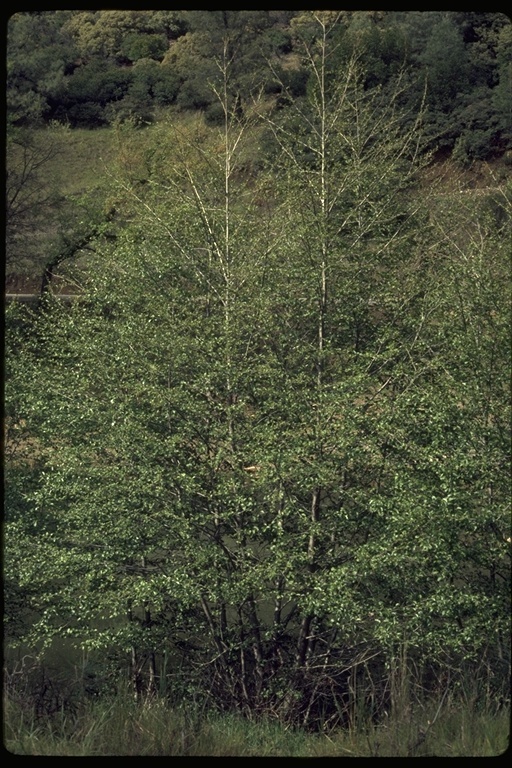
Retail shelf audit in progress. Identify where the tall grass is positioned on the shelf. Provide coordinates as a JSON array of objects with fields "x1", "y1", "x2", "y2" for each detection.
[{"x1": 4, "y1": 685, "x2": 509, "y2": 757}]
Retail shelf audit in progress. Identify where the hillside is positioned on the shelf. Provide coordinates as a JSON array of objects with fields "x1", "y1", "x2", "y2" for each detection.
[
  {"x1": 5, "y1": 116, "x2": 511, "y2": 296},
  {"x1": 6, "y1": 11, "x2": 512, "y2": 296}
]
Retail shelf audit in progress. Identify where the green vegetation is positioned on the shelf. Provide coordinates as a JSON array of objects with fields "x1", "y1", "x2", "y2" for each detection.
[
  {"x1": 4, "y1": 684, "x2": 509, "y2": 756},
  {"x1": 4, "y1": 10, "x2": 511, "y2": 757},
  {"x1": 6, "y1": 11, "x2": 512, "y2": 160}
]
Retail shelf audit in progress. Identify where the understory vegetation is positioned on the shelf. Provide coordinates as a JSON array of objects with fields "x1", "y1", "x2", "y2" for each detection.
[{"x1": 4, "y1": 677, "x2": 509, "y2": 757}]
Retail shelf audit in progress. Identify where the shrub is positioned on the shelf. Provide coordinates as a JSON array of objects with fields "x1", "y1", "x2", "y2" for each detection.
[
  {"x1": 66, "y1": 101, "x2": 107, "y2": 128},
  {"x1": 176, "y1": 78, "x2": 213, "y2": 111},
  {"x1": 204, "y1": 102, "x2": 226, "y2": 126},
  {"x1": 264, "y1": 28, "x2": 293, "y2": 55},
  {"x1": 63, "y1": 61, "x2": 132, "y2": 106},
  {"x1": 105, "y1": 95, "x2": 154, "y2": 127},
  {"x1": 153, "y1": 70, "x2": 181, "y2": 106},
  {"x1": 264, "y1": 65, "x2": 309, "y2": 106},
  {"x1": 131, "y1": 60, "x2": 180, "y2": 106},
  {"x1": 121, "y1": 32, "x2": 168, "y2": 63}
]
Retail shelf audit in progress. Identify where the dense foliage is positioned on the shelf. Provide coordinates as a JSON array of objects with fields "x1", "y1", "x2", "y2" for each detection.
[
  {"x1": 6, "y1": 10, "x2": 512, "y2": 161},
  {"x1": 4, "y1": 11, "x2": 511, "y2": 736}
]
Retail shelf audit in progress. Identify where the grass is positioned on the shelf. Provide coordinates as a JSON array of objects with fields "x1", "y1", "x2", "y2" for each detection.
[
  {"x1": 4, "y1": 688, "x2": 509, "y2": 757},
  {"x1": 7, "y1": 110, "x2": 510, "y2": 286},
  {"x1": 42, "y1": 108, "x2": 207, "y2": 197},
  {"x1": 46, "y1": 125, "x2": 118, "y2": 197}
]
